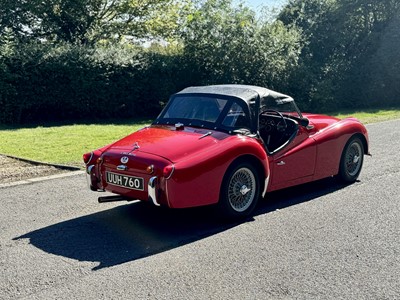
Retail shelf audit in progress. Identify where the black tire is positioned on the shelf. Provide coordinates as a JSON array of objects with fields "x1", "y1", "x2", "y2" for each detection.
[
  {"x1": 338, "y1": 136, "x2": 364, "y2": 182},
  {"x1": 218, "y1": 162, "x2": 261, "y2": 219}
]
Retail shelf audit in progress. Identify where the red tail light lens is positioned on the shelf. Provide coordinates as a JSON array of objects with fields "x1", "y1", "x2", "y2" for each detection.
[
  {"x1": 163, "y1": 165, "x2": 175, "y2": 179},
  {"x1": 83, "y1": 152, "x2": 93, "y2": 165}
]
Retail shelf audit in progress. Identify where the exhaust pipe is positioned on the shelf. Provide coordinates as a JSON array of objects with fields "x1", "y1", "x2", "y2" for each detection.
[{"x1": 98, "y1": 195, "x2": 130, "y2": 203}]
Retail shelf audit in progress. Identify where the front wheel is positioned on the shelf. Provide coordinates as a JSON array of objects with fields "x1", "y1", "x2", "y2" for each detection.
[
  {"x1": 218, "y1": 162, "x2": 261, "y2": 219},
  {"x1": 338, "y1": 136, "x2": 364, "y2": 182}
]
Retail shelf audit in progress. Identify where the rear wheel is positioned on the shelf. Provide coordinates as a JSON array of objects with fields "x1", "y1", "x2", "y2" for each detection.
[
  {"x1": 218, "y1": 162, "x2": 260, "y2": 219},
  {"x1": 338, "y1": 136, "x2": 364, "y2": 182}
]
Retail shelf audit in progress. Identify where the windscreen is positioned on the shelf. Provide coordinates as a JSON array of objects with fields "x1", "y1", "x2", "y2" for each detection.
[
  {"x1": 160, "y1": 96, "x2": 228, "y2": 123},
  {"x1": 154, "y1": 95, "x2": 252, "y2": 131},
  {"x1": 262, "y1": 97, "x2": 302, "y2": 118}
]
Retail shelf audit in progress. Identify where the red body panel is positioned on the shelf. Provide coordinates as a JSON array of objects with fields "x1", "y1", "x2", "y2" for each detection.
[
  {"x1": 303, "y1": 113, "x2": 340, "y2": 132},
  {"x1": 85, "y1": 114, "x2": 369, "y2": 209},
  {"x1": 110, "y1": 126, "x2": 230, "y2": 163},
  {"x1": 311, "y1": 117, "x2": 369, "y2": 180},
  {"x1": 266, "y1": 114, "x2": 369, "y2": 191},
  {"x1": 99, "y1": 149, "x2": 171, "y2": 205},
  {"x1": 268, "y1": 126, "x2": 317, "y2": 191},
  {"x1": 87, "y1": 126, "x2": 269, "y2": 208},
  {"x1": 165, "y1": 134, "x2": 268, "y2": 208}
]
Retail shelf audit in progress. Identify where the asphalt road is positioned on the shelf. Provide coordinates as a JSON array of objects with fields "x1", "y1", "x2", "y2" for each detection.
[{"x1": 1, "y1": 120, "x2": 399, "y2": 299}]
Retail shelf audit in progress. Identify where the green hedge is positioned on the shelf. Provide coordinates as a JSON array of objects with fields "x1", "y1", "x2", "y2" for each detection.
[
  {"x1": 1, "y1": 39, "x2": 398, "y2": 125},
  {"x1": 0, "y1": 43, "x2": 191, "y2": 124}
]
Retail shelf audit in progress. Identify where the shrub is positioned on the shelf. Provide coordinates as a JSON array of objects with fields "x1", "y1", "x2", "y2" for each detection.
[{"x1": 0, "y1": 42, "x2": 189, "y2": 124}]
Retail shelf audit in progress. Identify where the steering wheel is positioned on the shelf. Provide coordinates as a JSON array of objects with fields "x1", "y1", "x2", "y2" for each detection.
[{"x1": 259, "y1": 109, "x2": 287, "y2": 132}]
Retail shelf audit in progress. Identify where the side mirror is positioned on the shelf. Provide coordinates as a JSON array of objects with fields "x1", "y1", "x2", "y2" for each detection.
[{"x1": 299, "y1": 118, "x2": 309, "y2": 127}]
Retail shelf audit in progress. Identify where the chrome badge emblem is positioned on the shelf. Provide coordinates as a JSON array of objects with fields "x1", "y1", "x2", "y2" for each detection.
[
  {"x1": 120, "y1": 156, "x2": 129, "y2": 164},
  {"x1": 133, "y1": 142, "x2": 140, "y2": 150}
]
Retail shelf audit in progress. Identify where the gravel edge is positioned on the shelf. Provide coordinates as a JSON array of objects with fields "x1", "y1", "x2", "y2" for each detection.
[
  {"x1": 0, "y1": 154, "x2": 83, "y2": 186},
  {"x1": 1, "y1": 153, "x2": 81, "y2": 171}
]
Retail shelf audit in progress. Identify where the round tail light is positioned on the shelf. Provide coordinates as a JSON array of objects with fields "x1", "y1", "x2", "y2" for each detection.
[
  {"x1": 163, "y1": 165, "x2": 175, "y2": 179},
  {"x1": 83, "y1": 152, "x2": 93, "y2": 165}
]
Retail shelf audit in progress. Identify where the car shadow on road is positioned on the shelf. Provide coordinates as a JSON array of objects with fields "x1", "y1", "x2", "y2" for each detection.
[{"x1": 14, "y1": 177, "x2": 350, "y2": 270}]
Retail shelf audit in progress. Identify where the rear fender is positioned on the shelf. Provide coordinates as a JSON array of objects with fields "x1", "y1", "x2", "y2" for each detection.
[
  {"x1": 312, "y1": 118, "x2": 369, "y2": 179},
  {"x1": 165, "y1": 136, "x2": 269, "y2": 208}
]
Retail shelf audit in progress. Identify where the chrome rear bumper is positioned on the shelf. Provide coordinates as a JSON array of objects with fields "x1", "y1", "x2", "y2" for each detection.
[
  {"x1": 86, "y1": 165, "x2": 97, "y2": 191},
  {"x1": 87, "y1": 166, "x2": 160, "y2": 206},
  {"x1": 148, "y1": 176, "x2": 160, "y2": 206}
]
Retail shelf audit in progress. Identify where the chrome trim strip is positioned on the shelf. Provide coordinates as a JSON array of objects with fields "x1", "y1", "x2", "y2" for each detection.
[
  {"x1": 165, "y1": 179, "x2": 171, "y2": 208},
  {"x1": 148, "y1": 176, "x2": 160, "y2": 206},
  {"x1": 199, "y1": 131, "x2": 212, "y2": 139},
  {"x1": 262, "y1": 175, "x2": 269, "y2": 198}
]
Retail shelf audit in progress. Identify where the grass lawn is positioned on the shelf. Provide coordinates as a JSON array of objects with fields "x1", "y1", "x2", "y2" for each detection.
[
  {"x1": 332, "y1": 108, "x2": 400, "y2": 124},
  {"x1": 0, "y1": 108, "x2": 399, "y2": 166},
  {"x1": 0, "y1": 121, "x2": 150, "y2": 167}
]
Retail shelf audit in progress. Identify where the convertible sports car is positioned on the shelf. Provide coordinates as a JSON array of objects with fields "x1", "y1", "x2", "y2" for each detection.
[{"x1": 84, "y1": 84, "x2": 369, "y2": 219}]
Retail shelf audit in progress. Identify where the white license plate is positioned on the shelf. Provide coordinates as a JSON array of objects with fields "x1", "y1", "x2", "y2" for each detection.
[{"x1": 106, "y1": 172, "x2": 144, "y2": 191}]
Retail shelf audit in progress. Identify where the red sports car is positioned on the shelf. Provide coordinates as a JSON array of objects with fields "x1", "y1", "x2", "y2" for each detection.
[{"x1": 83, "y1": 85, "x2": 369, "y2": 219}]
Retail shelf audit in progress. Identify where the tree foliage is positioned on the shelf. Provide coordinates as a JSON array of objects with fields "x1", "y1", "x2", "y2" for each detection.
[
  {"x1": 0, "y1": 0, "x2": 399, "y2": 124},
  {"x1": 0, "y1": 0, "x2": 190, "y2": 44},
  {"x1": 279, "y1": 0, "x2": 400, "y2": 110},
  {"x1": 182, "y1": 0, "x2": 301, "y2": 90}
]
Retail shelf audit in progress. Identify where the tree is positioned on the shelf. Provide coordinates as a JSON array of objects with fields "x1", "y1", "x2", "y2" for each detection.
[
  {"x1": 279, "y1": 0, "x2": 400, "y2": 110},
  {"x1": 0, "y1": 0, "x2": 191, "y2": 44},
  {"x1": 181, "y1": 0, "x2": 302, "y2": 89}
]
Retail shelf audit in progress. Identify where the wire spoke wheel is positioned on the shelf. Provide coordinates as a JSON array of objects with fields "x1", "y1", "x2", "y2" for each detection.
[
  {"x1": 345, "y1": 141, "x2": 362, "y2": 177},
  {"x1": 219, "y1": 162, "x2": 260, "y2": 219},
  {"x1": 338, "y1": 136, "x2": 364, "y2": 182},
  {"x1": 227, "y1": 167, "x2": 256, "y2": 212}
]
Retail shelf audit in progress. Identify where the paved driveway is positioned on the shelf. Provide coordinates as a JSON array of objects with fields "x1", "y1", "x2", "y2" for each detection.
[{"x1": 1, "y1": 120, "x2": 399, "y2": 299}]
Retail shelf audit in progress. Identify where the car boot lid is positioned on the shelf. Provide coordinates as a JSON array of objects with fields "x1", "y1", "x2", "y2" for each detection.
[{"x1": 106, "y1": 125, "x2": 229, "y2": 163}]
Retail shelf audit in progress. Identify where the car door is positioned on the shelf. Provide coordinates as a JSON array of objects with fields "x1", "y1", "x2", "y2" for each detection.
[{"x1": 269, "y1": 126, "x2": 317, "y2": 190}]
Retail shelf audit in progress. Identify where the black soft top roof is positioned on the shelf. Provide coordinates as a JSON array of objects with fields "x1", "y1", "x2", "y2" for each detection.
[{"x1": 176, "y1": 84, "x2": 294, "y2": 105}]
